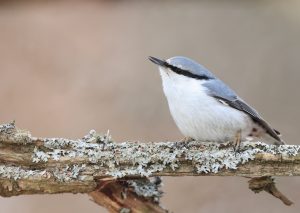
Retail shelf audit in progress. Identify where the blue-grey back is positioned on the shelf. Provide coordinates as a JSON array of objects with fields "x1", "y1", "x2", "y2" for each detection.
[{"x1": 203, "y1": 79, "x2": 238, "y2": 101}]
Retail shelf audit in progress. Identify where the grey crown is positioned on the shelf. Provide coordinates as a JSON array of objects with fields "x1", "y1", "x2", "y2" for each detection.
[{"x1": 168, "y1": 56, "x2": 216, "y2": 79}]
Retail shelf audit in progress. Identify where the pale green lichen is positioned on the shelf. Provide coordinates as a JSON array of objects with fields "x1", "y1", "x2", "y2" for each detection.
[
  {"x1": 185, "y1": 141, "x2": 300, "y2": 173},
  {"x1": 31, "y1": 129, "x2": 300, "y2": 178},
  {"x1": 0, "y1": 165, "x2": 45, "y2": 180},
  {"x1": 0, "y1": 121, "x2": 32, "y2": 144},
  {"x1": 32, "y1": 147, "x2": 50, "y2": 162},
  {"x1": 2, "y1": 122, "x2": 299, "y2": 181},
  {"x1": 53, "y1": 164, "x2": 86, "y2": 182},
  {"x1": 119, "y1": 208, "x2": 131, "y2": 213},
  {"x1": 185, "y1": 142, "x2": 257, "y2": 173},
  {"x1": 0, "y1": 122, "x2": 16, "y2": 134},
  {"x1": 0, "y1": 164, "x2": 88, "y2": 182},
  {"x1": 105, "y1": 141, "x2": 187, "y2": 178},
  {"x1": 277, "y1": 144, "x2": 300, "y2": 156},
  {"x1": 128, "y1": 177, "x2": 163, "y2": 202}
]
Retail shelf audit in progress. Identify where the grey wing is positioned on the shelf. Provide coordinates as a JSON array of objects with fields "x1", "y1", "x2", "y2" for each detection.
[{"x1": 203, "y1": 79, "x2": 282, "y2": 143}]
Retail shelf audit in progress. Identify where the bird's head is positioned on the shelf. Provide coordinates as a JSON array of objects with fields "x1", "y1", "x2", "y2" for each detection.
[{"x1": 149, "y1": 56, "x2": 215, "y2": 82}]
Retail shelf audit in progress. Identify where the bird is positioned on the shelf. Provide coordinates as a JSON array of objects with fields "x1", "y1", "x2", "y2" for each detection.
[{"x1": 149, "y1": 56, "x2": 284, "y2": 146}]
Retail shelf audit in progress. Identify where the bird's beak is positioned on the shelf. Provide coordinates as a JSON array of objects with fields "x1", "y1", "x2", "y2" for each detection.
[{"x1": 148, "y1": 56, "x2": 167, "y2": 67}]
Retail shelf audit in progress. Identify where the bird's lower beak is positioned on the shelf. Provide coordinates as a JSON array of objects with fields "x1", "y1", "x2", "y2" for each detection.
[{"x1": 148, "y1": 56, "x2": 167, "y2": 67}]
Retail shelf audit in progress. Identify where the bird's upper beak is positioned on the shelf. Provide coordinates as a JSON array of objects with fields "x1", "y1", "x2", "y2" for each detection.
[{"x1": 148, "y1": 56, "x2": 167, "y2": 67}]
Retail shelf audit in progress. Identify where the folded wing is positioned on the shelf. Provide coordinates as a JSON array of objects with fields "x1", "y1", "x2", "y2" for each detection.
[{"x1": 203, "y1": 79, "x2": 283, "y2": 144}]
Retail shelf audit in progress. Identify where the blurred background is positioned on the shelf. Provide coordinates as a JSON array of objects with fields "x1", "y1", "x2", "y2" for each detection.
[{"x1": 0, "y1": 0, "x2": 300, "y2": 212}]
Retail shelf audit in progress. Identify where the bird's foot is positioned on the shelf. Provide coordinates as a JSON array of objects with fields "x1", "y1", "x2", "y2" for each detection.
[
  {"x1": 233, "y1": 129, "x2": 242, "y2": 153},
  {"x1": 180, "y1": 137, "x2": 194, "y2": 143}
]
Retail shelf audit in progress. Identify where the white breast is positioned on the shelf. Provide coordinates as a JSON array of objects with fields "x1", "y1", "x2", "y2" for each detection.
[{"x1": 159, "y1": 68, "x2": 252, "y2": 142}]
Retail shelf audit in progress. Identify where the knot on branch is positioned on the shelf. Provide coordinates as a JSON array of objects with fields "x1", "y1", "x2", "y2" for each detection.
[{"x1": 248, "y1": 176, "x2": 293, "y2": 206}]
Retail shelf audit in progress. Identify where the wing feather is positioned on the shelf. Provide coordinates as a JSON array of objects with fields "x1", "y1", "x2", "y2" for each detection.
[{"x1": 203, "y1": 79, "x2": 282, "y2": 144}]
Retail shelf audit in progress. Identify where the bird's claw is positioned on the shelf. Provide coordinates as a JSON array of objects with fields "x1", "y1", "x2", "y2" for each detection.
[{"x1": 233, "y1": 129, "x2": 242, "y2": 153}]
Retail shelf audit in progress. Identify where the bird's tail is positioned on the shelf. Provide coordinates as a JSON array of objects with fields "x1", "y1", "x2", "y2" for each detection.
[
  {"x1": 273, "y1": 129, "x2": 286, "y2": 145},
  {"x1": 265, "y1": 129, "x2": 285, "y2": 145}
]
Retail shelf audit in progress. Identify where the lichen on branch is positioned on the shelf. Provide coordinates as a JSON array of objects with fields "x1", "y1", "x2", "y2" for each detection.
[
  {"x1": 1, "y1": 122, "x2": 300, "y2": 182},
  {"x1": 0, "y1": 122, "x2": 299, "y2": 208}
]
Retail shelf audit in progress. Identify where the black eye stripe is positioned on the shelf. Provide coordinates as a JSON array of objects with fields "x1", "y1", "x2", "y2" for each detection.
[{"x1": 164, "y1": 63, "x2": 214, "y2": 80}]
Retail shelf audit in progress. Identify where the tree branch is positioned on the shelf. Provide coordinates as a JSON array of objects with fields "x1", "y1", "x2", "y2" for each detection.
[{"x1": 0, "y1": 122, "x2": 298, "y2": 211}]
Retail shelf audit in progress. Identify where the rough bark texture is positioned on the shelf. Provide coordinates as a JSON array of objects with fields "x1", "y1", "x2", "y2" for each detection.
[
  {"x1": 89, "y1": 178, "x2": 167, "y2": 213},
  {"x1": 0, "y1": 122, "x2": 299, "y2": 210}
]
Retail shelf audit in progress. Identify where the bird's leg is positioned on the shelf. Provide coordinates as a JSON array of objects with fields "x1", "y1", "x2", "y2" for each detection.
[
  {"x1": 180, "y1": 137, "x2": 194, "y2": 143},
  {"x1": 233, "y1": 129, "x2": 242, "y2": 152}
]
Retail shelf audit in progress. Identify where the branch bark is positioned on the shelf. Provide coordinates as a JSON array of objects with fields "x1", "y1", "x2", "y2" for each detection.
[
  {"x1": 89, "y1": 178, "x2": 167, "y2": 213},
  {"x1": 0, "y1": 122, "x2": 298, "y2": 211}
]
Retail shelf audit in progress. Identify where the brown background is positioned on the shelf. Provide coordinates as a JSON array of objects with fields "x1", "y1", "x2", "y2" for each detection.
[{"x1": 0, "y1": 0, "x2": 300, "y2": 212}]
